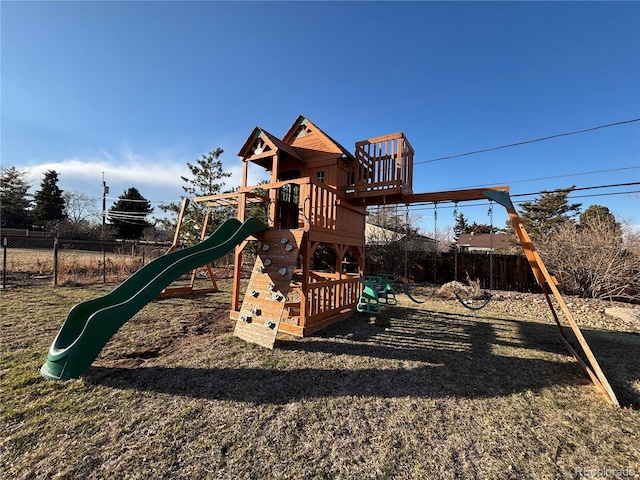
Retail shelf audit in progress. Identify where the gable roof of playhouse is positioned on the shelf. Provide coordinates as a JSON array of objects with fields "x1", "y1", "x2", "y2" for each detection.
[
  {"x1": 238, "y1": 126, "x2": 304, "y2": 163},
  {"x1": 282, "y1": 115, "x2": 356, "y2": 162}
]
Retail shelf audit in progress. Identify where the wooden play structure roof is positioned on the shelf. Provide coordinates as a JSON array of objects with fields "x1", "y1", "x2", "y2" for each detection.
[{"x1": 238, "y1": 127, "x2": 305, "y2": 169}]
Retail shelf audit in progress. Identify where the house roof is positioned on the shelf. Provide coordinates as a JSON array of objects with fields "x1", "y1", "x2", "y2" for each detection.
[
  {"x1": 456, "y1": 233, "x2": 511, "y2": 250},
  {"x1": 365, "y1": 223, "x2": 435, "y2": 251},
  {"x1": 282, "y1": 115, "x2": 356, "y2": 162},
  {"x1": 365, "y1": 223, "x2": 404, "y2": 244}
]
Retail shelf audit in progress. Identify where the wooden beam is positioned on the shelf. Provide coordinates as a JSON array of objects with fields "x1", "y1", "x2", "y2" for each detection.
[
  {"x1": 189, "y1": 210, "x2": 212, "y2": 287},
  {"x1": 504, "y1": 202, "x2": 619, "y2": 406},
  {"x1": 356, "y1": 132, "x2": 405, "y2": 147},
  {"x1": 167, "y1": 197, "x2": 190, "y2": 252},
  {"x1": 406, "y1": 186, "x2": 511, "y2": 204},
  {"x1": 300, "y1": 235, "x2": 311, "y2": 324},
  {"x1": 231, "y1": 243, "x2": 244, "y2": 312},
  {"x1": 241, "y1": 160, "x2": 248, "y2": 188},
  {"x1": 191, "y1": 191, "x2": 267, "y2": 204}
]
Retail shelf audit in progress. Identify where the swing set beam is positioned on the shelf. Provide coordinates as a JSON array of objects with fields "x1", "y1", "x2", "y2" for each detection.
[{"x1": 405, "y1": 185, "x2": 511, "y2": 204}]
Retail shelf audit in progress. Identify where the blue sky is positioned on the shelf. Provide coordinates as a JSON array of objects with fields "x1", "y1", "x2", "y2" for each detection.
[{"x1": 2, "y1": 1, "x2": 639, "y2": 233}]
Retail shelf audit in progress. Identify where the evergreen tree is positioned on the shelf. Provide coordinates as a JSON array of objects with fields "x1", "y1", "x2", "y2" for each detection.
[
  {"x1": 159, "y1": 148, "x2": 232, "y2": 244},
  {"x1": 453, "y1": 212, "x2": 495, "y2": 237},
  {"x1": 514, "y1": 186, "x2": 581, "y2": 238},
  {"x1": 580, "y1": 204, "x2": 621, "y2": 238},
  {"x1": 0, "y1": 166, "x2": 32, "y2": 228},
  {"x1": 32, "y1": 170, "x2": 66, "y2": 227},
  {"x1": 108, "y1": 187, "x2": 153, "y2": 239},
  {"x1": 453, "y1": 212, "x2": 470, "y2": 239},
  {"x1": 469, "y1": 222, "x2": 494, "y2": 234},
  {"x1": 580, "y1": 204, "x2": 617, "y2": 227}
]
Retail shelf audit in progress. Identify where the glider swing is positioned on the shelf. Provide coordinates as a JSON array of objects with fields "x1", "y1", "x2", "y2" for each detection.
[{"x1": 452, "y1": 201, "x2": 494, "y2": 311}]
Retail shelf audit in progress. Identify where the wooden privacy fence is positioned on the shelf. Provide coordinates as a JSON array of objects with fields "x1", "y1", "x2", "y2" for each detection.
[{"x1": 401, "y1": 252, "x2": 541, "y2": 293}]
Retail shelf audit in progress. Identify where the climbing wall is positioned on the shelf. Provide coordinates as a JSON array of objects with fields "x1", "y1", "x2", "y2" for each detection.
[{"x1": 233, "y1": 230, "x2": 303, "y2": 348}]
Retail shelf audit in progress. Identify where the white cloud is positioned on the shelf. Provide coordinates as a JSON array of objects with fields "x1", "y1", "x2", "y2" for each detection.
[
  {"x1": 24, "y1": 156, "x2": 187, "y2": 189},
  {"x1": 21, "y1": 148, "x2": 270, "y2": 209}
]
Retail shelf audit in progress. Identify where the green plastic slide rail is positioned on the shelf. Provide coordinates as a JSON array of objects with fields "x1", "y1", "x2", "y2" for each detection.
[{"x1": 40, "y1": 217, "x2": 266, "y2": 380}]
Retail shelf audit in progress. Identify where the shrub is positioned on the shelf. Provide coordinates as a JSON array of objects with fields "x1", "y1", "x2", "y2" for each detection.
[{"x1": 537, "y1": 216, "x2": 640, "y2": 302}]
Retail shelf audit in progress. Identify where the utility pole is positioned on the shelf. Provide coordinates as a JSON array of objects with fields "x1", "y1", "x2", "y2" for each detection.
[
  {"x1": 101, "y1": 173, "x2": 109, "y2": 283},
  {"x1": 102, "y1": 173, "x2": 109, "y2": 234}
]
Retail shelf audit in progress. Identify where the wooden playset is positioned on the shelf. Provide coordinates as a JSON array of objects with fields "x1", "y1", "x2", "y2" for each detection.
[{"x1": 169, "y1": 115, "x2": 618, "y2": 406}]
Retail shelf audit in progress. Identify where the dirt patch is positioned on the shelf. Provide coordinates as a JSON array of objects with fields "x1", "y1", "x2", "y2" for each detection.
[{"x1": 605, "y1": 306, "x2": 640, "y2": 324}]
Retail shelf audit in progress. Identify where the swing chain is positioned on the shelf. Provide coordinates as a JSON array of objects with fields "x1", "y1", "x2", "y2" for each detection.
[
  {"x1": 488, "y1": 200, "x2": 494, "y2": 290},
  {"x1": 381, "y1": 195, "x2": 387, "y2": 230},
  {"x1": 452, "y1": 202, "x2": 459, "y2": 282},
  {"x1": 404, "y1": 203, "x2": 409, "y2": 281},
  {"x1": 433, "y1": 203, "x2": 438, "y2": 284}
]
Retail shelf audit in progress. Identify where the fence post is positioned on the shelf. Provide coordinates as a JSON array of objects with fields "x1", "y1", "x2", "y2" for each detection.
[
  {"x1": 2, "y1": 237, "x2": 7, "y2": 289},
  {"x1": 53, "y1": 238, "x2": 59, "y2": 286},
  {"x1": 102, "y1": 246, "x2": 106, "y2": 284}
]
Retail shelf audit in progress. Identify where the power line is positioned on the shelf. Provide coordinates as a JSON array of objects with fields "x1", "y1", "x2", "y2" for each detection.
[
  {"x1": 414, "y1": 118, "x2": 640, "y2": 165},
  {"x1": 454, "y1": 166, "x2": 640, "y2": 190},
  {"x1": 406, "y1": 182, "x2": 640, "y2": 211},
  {"x1": 407, "y1": 190, "x2": 640, "y2": 217},
  {"x1": 566, "y1": 190, "x2": 640, "y2": 201},
  {"x1": 511, "y1": 181, "x2": 640, "y2": 199}
]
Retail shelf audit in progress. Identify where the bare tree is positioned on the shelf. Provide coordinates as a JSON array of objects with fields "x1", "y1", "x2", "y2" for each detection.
[
  {"x1": 63, "y1": 191, "x2": 99, "y2": 226},
  {"x1": 58, "y1": 191, "x2": 101, "y2": 238},
  {"x1": 537, "y1": 215, "x2": 640, "y2": 302},
  {"x1": 365, "y1": 205, "x2": 431, "y2": 279}
]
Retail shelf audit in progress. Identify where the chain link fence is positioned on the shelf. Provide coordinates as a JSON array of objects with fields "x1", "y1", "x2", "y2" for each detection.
[
  {"x1": 1, "y1": 236, "x2": 173, "y2": 287},
  {"x1": 2, "y1": 234, "x2": 539, "y2": 292}
]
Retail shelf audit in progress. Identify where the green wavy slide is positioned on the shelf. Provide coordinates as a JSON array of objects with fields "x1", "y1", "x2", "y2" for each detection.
[{"x1": 41, "y1": 217, "x2": 266, "y2": 380}]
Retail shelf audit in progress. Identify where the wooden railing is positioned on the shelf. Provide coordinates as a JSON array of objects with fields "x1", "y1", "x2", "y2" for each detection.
[
  {"x1": 351, "y1": 133, "x2": 414, "y2": 196},
  {"x1": 249, "y1": 178, "x2": 366, "y2": 238},
  {"x1": 304, "y1": 180, "x2": 365, "y2": 239},
  {"x1": 305, "y1": 180, "x2": 337, "y2": 230},
  {"x1": 306, "y1": 273, "x2": 361, "y2": 322}
]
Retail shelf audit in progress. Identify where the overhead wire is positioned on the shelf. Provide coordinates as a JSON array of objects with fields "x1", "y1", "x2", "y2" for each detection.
[
  {"x1": 453, "y1": 166, "x2": 640, "y2": 190},
  {"x1": 406, "y1": 183, "x2": 640, "y2": 213},
  {"x1": 510, "y1": 181, "x2": 640, "y2": 199},
  {"x1": 413, "y1": 118, "x2": 640, "y2": 165}
]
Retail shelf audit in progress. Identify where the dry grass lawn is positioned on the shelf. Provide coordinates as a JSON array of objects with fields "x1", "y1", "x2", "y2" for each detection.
[{"x1": 1, "y1": 282, "x2": 639, "y2": 479}]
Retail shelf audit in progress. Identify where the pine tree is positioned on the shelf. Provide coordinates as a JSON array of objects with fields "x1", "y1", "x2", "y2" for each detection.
[
  {"x1": 0, "y1": 166, "x2": 32, "y2": 229},
  {"x1": 108, "y1": 187, "x2": 153, "y2": 239},
  {"x1": 159, "y1": 148, "x2": 232, "y2": 244},
  {"x1": 580, "y1": 204, "x2": 621, "y2": 238},
  {"x1": 32, "y1": 170, "x2": 66, "y2": 227},
  {"x1": 515, "y1": 186, "x2": 581, "y2": 238},
  {"x1": 453, "y1": 212, "x2": 470, "y2": 239},
  {"x1": 580, "y1": 204, "x2": 617, "y2": 227}
]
